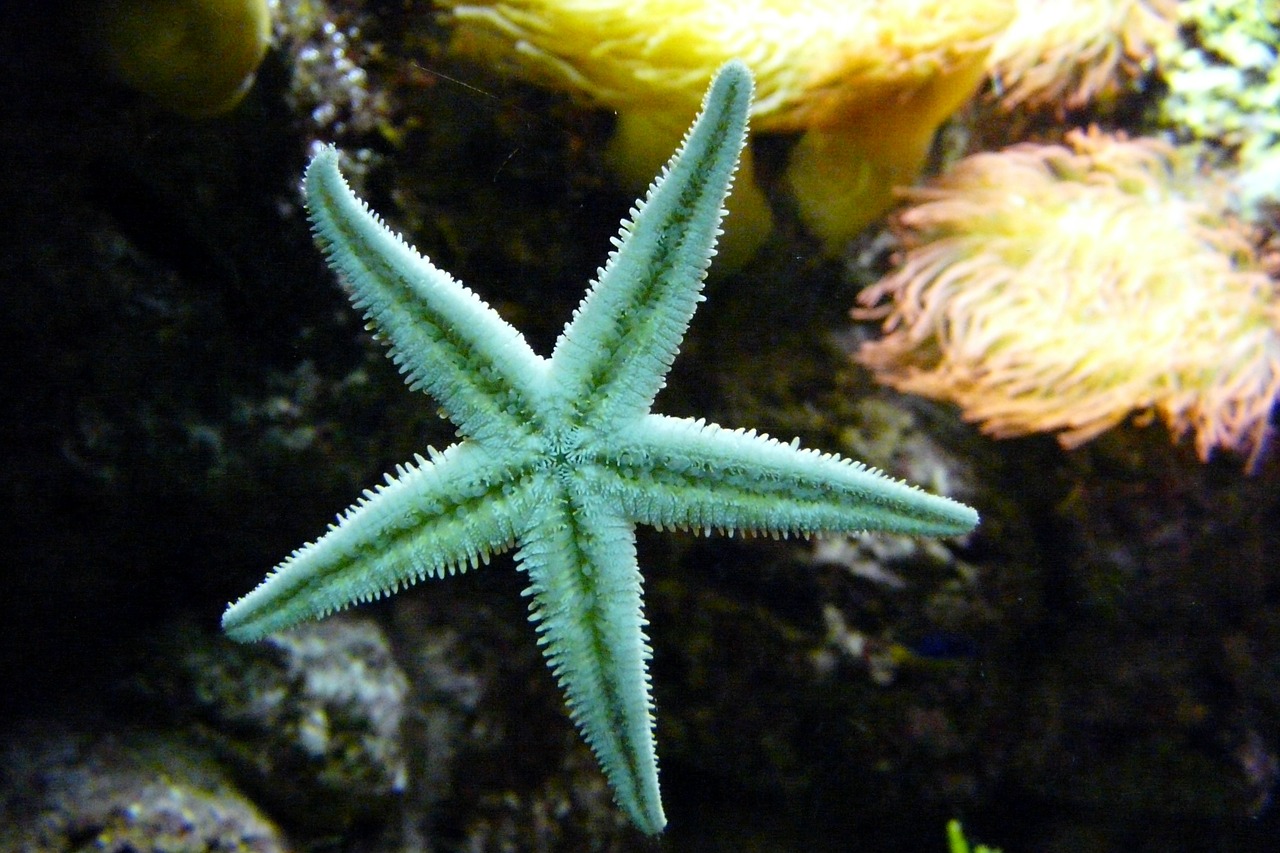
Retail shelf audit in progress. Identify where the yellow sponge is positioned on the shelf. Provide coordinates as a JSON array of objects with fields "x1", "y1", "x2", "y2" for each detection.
[{"x1": 93, "y1": 0, "x2": 271, "y2": 118}]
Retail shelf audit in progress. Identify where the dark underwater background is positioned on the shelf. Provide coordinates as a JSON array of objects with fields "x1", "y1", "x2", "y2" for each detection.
[{"x1": 1, "y1": 2, "x2": 1278, "y2": 851}]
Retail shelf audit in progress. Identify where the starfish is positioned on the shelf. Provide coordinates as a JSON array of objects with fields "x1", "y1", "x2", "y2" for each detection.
[{"x1": 223, "y1": 61, "x2": 979, "y2": 834}]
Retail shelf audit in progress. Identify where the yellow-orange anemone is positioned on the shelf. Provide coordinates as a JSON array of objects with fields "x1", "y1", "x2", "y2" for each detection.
[
  {"x1": 441, "y1": 0, "x2": 1015, "y2": 254},
  {"x1": 987, "y1": 0, "x2": 1176, "y2": 112},
  {"x1": 855, "y1": 128, "x2": 1280, "y2": 466}
]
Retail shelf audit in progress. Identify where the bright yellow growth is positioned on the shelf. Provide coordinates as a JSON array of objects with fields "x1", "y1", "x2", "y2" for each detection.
[
  {"x1": 855, "y1": 129, "x2": 1280, "y2": 466},
  {"x1": 987, "y1": 0, "x2": 1176, "y2": 111},
  {"x1": 92, "y1": 0, "x2": 272, "y2": 118},
  {"x1": 441, "y1": 0, "x2": 1015, "y2": 252}
]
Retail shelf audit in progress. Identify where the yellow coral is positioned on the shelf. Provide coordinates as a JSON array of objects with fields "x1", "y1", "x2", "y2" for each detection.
[
  {"x1": 441, "y1": 0, "x2": 1015, "y2": 252},
  {"x1": 92, "y1": 0, "x2": 272, "y2": 119},
  {"x1": 855, "y1": 129, "x2": 1280, "y2": 466},
  {"x1": 987, "y1": 0, "x2": 1176, "y2": 111}
]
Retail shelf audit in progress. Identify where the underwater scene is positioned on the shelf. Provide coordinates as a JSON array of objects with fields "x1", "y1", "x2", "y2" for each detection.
[{"x1": 2, "y1": 1, "x2": 1278, "y2": 850}]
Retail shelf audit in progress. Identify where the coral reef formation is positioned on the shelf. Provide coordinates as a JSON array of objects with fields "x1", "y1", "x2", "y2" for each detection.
[{"x1": 855, "y1": 129, "x2": 1280, "y2": 466}]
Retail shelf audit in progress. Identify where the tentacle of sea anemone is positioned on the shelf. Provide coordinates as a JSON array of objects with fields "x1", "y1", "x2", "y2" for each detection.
[{"x1": 987, "y1": 0, "x2": 1177, "y2": 112}]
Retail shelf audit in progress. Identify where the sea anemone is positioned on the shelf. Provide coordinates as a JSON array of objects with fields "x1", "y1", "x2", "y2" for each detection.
[
  {"x1": 440, "y1": 0, "x2": 1015, "y2": 252},
  {"x1": 986, "y1": 0, "x2": 1175, "y2": 112},
  {"x1": 854, "y1": 128, "x2": 1280, "y2": 467},
  {"x1": 90, "y1": 0, "x2": 272, "y2": 119}
]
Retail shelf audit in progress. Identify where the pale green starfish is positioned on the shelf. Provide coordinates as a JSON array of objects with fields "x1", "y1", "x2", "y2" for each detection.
[{"x1": 223, "y1": 61, "x2": 978, "y2": 834}]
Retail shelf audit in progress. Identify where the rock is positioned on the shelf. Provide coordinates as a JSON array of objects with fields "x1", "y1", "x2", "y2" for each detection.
[{"x1": 0, "y1": 727, "x2": 287, "y2": 853}]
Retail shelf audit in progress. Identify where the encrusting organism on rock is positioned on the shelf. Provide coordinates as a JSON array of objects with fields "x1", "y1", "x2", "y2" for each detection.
[
  {"x1": 1157, "y1": 0, "x2": 1280, "y2": 219},
  {"x1": 854, "y1": 128, "x2": 1280, "y2": 468},
  {"x1": 439, "y1": 0, "x2": 1015, "y2": 254}
]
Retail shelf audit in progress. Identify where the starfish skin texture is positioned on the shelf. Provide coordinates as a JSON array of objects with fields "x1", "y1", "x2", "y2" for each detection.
[{"x1": 223, "y1": 61, "x2": 979, "y2": 834}]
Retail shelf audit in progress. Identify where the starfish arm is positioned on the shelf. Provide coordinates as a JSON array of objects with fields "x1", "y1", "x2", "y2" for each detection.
[
  {"x1": 305, "y1": 146, "x2": 549, "y2": 447},
  {"x1": 223, "y1": 442, "x2": 534, "y2": 641},
  {"x1": 514, "y1": 488, "x2": 665, "y2": 834},
  {"x1": 596, "y1": 415, "x2": 979, "y2": 538},
  {"x1": 547, "y1": 60, "x2": 751, "y2": 428}
]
